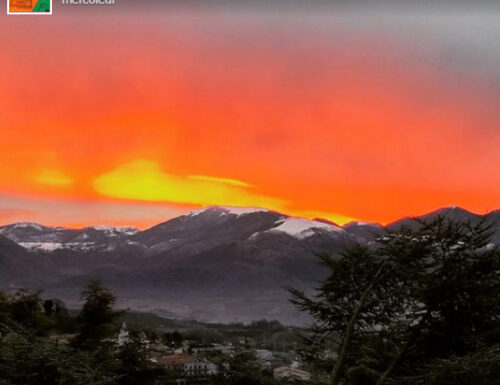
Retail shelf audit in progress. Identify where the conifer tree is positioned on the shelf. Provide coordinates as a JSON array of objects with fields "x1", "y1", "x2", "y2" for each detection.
[
  {"x1": 291, "y1": 216, "x2": 500, "y2": 385},
  {"x1": 73, "y1": 280, "x2": 122, "y2": 351}
]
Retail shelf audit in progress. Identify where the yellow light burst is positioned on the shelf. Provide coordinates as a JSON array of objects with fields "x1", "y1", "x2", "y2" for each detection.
[
  {"x1": 93, "y1": 159, "x2": 355, "y2": 225},
  {"x1": 93, "y1": 160, "x2": 285, "y2": 208}
]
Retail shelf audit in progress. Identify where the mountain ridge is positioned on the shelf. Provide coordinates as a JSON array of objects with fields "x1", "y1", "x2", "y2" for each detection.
[{"x1": 0, "y1": 206, "x2": 498, "y2": 324}]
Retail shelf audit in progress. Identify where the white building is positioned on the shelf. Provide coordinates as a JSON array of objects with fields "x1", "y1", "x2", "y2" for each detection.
[
  {"x1": 117, "y1": 322, "x2": 130, "y2": 346},
  {"x1": 158, "y1": 354, "x2": 219, "y2": 377}
]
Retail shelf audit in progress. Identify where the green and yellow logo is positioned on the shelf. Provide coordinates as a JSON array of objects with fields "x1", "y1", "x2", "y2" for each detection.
[{"x1": 8, "y1": 0, "x2": 52, "y2": 14}]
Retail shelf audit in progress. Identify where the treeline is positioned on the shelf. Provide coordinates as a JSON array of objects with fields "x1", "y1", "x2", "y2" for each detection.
[
  {"x1": 0, "y1": 282, "x2": 285, "y2": 385},
  {"x1": 106, "y1": 307, "x2": 297, "y2": 353},
  {"x1": 0, "y1": 281, "x2": 166, "y2": 385},
  {"x1": 291, "y1": 216, "x2": 500, "y2": 385}
]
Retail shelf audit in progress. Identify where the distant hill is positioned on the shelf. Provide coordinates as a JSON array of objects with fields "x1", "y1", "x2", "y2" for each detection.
[{"x1": 0, "y1": 206, "x2": 498, "y2": 325}]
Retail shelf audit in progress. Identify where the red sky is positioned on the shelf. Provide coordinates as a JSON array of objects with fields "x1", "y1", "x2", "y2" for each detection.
[{"x1": 0, "y1": 5, "x2": 499, "y2": 228}]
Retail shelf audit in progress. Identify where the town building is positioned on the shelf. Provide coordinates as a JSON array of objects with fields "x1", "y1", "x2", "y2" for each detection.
[
  {"x1": 117, "y1": 322, "x2": 130, "y2": 346},
  {"x1": 273, "y1": 366, "x2": 311, "y2": 382},
  {"x1": 158, "y1": 354, "x2": 219, "y2": 377}
]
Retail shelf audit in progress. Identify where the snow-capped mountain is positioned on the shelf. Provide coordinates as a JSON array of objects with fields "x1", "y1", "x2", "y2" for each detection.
[
  {"x1": 0, "y1": 207, "x2": 348, "y2": 253},
  {"x1": 0, "y1": 223, "x2": 139, "y2": 252},
  {"x1": 0, "y1": 206, "x2": 498, "y2": 324},
  {"x1": 131, "y1": 206, "x2": 347, "y2": 255}
]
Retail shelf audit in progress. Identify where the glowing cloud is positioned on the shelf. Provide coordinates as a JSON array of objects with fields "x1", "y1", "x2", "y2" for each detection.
[
  {"x1": 35, "y1": 170, "x2": 74, "y2": 187},
  {"x1": 93, "y1": 160, "x2": 286, "y2": 208},
  {"x1": 92, "y1": 160, "x2": 356, "y2": 225},
  {"x1": 188, "y1": 175, "x2": 253, "y2": 188},
  {"x1": 2, "y1": 11, "x2": 499, "y2": 228}
]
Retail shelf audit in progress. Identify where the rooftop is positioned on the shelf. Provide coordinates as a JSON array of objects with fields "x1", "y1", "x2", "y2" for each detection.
[{"x1": 158, "y1": 354, "x2": 197, "y2": 366}]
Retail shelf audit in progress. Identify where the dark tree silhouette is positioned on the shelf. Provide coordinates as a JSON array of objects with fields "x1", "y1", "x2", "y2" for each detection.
[
  {"x1": 291, "y1": 216, "x2": 500, "y2": 385},
  {"x1": 73, "y1": 280, "x2": 122, "y2": 351}
]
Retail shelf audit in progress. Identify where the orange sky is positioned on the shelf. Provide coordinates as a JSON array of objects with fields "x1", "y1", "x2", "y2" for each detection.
[{"x1": 0, "y1": 6, "x2": 499, "y2": 228}]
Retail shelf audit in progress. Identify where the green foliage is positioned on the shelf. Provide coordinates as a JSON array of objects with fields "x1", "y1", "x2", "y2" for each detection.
[
  {"x1": 290, "y1": 244, "x2": 408, "y2": 384},
  {"x1": 0, "y1": 282, "x2": 162, "y2": 385},
  {"x1": 116, "y1": 330, "x2": 164, "y2": 385},
  {"x1": 424, "y1": 345, "x2": 500, "y2": 385},
  {"x1": 247, "y1": 320, "x2": 283, "y2": 331},
  {"x1": 72, "y1": 280, "x2": 122, "y2": 351},
  {"x1": 162, "y1": 331, "x2": 183, "y2": 348},
  {"x1": 0, "y1": 280, "x2": 290, "y2": 385},
  {"x1": 211, "y1": 351, "x2": 278, "y2": 385},
  {"x1": 291, "y1": 216, "x2": 500, "y2": 385},
  {"x1": 0, "y1": 291, "x2": 10, "y2": 325},
  {"x1": 8, "y1": 289, "x2": 46, "y2": 334},
  {"x1": 0, "y1": 331, "x2": 116, "y2": 385},
  {"x1": 411, "y1": 218, "x2": 500, "y2": 357}
]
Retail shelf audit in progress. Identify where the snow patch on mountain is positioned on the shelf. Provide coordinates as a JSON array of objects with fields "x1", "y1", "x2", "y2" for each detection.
[
  {"x1": 188, "y1": 206, "x2": 269, "y2": 217},
  {"x1": 1, "y1": 223, "x2": 45, "y2": 232},
  {"x1": 19, "y1": 242, "x2": 64, "y2": 252},
  {"x1": 268, "y1": 217, "x2": 343, "y2": 239},
  {"x1": 87, "y1": 226, "x2": 139, "y2": 235},
  {"x1": 345, "y1": 221, "x2": 383, "y2": 227},
  {"x1": 19, "y1": 242, "x2": 95, "y2": 252}
]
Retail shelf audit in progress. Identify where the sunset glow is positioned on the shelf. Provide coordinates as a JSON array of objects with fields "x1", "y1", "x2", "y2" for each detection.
[
  {"x1": 1, "y1": 4, "x2": 499, "y2": 228},
  {"x1": 93, "y1": 160, "x2": 286, "y2": 210}
]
